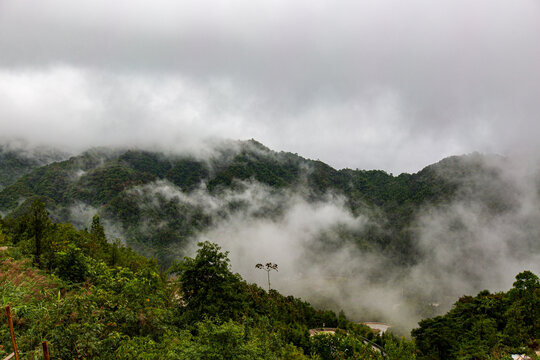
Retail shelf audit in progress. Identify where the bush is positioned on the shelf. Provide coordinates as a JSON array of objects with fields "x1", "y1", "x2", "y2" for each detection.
[{"x1": 54, "y1": 244, "x2": 88, "y2": 283}]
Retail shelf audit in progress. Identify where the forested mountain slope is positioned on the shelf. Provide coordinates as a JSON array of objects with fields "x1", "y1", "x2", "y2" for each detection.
[
  {"x1": 0, "y1": 144, "x2": 67, "y2": 190},
  {"x1": 0, "y1": 202, "x2": 537, "y2": 359},
  {"x1": 1, "y1": 140, "x2": 539, "y2": 358},
  {"x1": 0, "y1": 203, "x2": 410, "y2": 359},
  {"x1": 0, "y1": 140, "x2": 516, "y2": 266}
]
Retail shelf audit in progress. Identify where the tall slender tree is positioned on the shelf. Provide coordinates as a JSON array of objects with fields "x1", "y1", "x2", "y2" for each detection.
[
  {"x1": 256, "y1": 262, "x2": 278, "y2": 292},
  {"x1": 90, "y1": 214, "x2": 106, "y2": 241},
  {"x1": 28, "y1": 199, "x2": 51, "y2": 267}
]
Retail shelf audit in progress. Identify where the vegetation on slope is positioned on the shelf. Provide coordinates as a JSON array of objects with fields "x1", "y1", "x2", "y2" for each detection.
[
  {"x1": 412, "y1": 271, "x2": 540, "y2": 359},
  {"x1": 1, "y1": 196, "x2": 538, "y2": 359},
  {"x1": 0, "y1": 200, "x2": 415, "y2": 359},
  {"x1": 0, "y1": 141, "x2": 515, "y2": 271},
  {"x1": 0, "y1": 145, "x2": 67, "y2": 191},
  {"x1": 2, "y1": 141, "x2": 538, "y2": 358}
]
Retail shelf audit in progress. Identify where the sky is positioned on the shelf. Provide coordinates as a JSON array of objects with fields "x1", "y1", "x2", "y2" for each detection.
[{"x1": 1, "y1": 0, "x2": 539, "y2": 174}]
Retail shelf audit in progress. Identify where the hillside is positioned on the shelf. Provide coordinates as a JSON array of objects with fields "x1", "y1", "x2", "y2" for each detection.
[
  {"x1": 0, "y1": 140, "x2": 511, "y2": 264},
  {"x1": 0, "y1": 204, "x2": 537, "y2": 359},
  {"x1": 0, "y1": 207, "x2": 411, "y2": 359},
  {"x1": 0, "y1": 144, "x2": 68, "y2": 191},
  {"x1": 1, "y1": 140, "x2": 538, "y2": 332},
  {"x1": 1, "y1": 141, "x2": 540, "y2": 358},
  {"x1": 412, "y1": 271, "x2": 540, "y2": 359}
]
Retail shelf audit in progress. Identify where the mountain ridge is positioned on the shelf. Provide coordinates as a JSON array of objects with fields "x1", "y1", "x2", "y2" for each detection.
[
  {"x1": 0, "y1": 140, "x2": 515, "y2": 265},
  {"x1": 1, "y1": 139, "x2": 539, "y2": 338}
]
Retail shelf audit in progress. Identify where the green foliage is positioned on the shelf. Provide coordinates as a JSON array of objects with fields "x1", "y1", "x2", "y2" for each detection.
[
  {"x1": 3, "y1": 212, "x2": 395, "y2": 359},
  {"x1": 119, "y1": 150, "x2": 172, "y2": 179},
  {"x1": 12, "y1": 205, "x2": 534, "y2": 358},
  {"x1": 90, "y1": 214, "x2": 106, "y2": 241},
  {"x1": 179, "y1": 319, "x2": 276, "y2": 359},
  {"x1": 27, "y1": 199, "x2": 52, "y2": 267},
  {"x1": 0, "y1": 147, "x2": 42, "y2": 189},
  {"x1": 168, "y1": 158, "x2": 209, "y2": 191},
  {"x1": 68, "y1": 163, "x2": 156, "y2": 206},
  {"x1": 0, "y1": 220, "x2": 6, "y2": 245},
  {"x1": 0, "y1": 142, "x2": 510, "y2": 272},
  {"x1": 3, "y1": 143, "x2": 532, "y2": 359},
  {"x1": 0, "y1": 257, "x2": 62, "y2": 358},
  {"x1": 113, "y1": 320, "x2": 292, "y2": 360},
  {"x1": 309, "y1": 331, "x2": 384, "y2": 359},
  {"x1": 412, "y1": 271, "x2": 540, "y2": 359},
  {"x1": 54, "y1": 244, "x2": 88, "y2": 283},
  {"x1": 169, "y1": 241, "x2": 245, "y2": 322},
  {"x1": 382, "y1": 336, "x2": 417, "y2": 360}
]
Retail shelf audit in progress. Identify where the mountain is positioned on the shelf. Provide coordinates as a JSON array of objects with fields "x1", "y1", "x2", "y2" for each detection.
[
  {"x1": 0, "y1": 189, "x2": 536, "y2": 359},
  {"x1": 0, "y1": 208, "x2": 415, "y2": 359},
  {"x1": 1, "y1": 139, "x2": 539, "y2": 334},
  {"x1": 0, "y1": 144, "x2": 68, "y2": 191},
  {"x1": 1, "y1": 140, "x2": 538, "y2": 358},
  {"x1": 0, "y1": 140, "x2": 519, "y2": 265}
]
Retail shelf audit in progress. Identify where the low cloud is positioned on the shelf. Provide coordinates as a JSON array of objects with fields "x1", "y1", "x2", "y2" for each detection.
[
  {"x1": 1, "y1": 0, "x2": 539, "y2": 173},
  {"x1": 406, "y1": 160, "x2": 540, "y2": 302},
  {"x1": 23, "y1": 150, "x2": 540, "y2": 333},
  {"x1": 163, "y1": 155, "x2": 540, "y2": 332}
]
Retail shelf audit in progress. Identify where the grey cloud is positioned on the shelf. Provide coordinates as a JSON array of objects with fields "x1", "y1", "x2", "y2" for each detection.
[{"x1": 1, "y1": 0, "x2": 539, "y2": 172}]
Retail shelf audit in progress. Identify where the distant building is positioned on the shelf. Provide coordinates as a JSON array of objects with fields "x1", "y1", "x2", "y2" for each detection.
[{"x1": 511, "y1": 354, "x2": 532, "y2": 360}]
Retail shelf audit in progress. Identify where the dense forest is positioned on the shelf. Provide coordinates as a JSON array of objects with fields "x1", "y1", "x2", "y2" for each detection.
[
  {"x1": 1, "y1": 141, "x2": 539, "y2": 358},
  {"x1": 0, "y1": 202, "x2": 538, "y2": 359},
  {"x1": 0, "y1": 201, "x2": 416, "y2": 359},
  {"x1": 0, "y1": 140, "x2": 518, "y2": 268}
]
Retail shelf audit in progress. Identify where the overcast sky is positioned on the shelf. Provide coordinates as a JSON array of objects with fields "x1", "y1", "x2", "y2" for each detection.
[{"x1": 1, "y1": 0, "x2": 539, "y2": 173}]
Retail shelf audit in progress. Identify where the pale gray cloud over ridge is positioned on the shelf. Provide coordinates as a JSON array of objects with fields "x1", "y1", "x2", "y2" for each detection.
[{"x1": 1, "y1": 0, "x2": 539, "y2": 173}]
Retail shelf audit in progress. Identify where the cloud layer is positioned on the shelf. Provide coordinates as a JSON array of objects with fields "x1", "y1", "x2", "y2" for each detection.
[{"x1": 1, "y1": 0, "x2": 539, "y2": 172}]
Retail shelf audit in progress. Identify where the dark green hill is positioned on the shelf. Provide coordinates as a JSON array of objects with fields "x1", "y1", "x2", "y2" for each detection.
[
  {"x1": 0, "y1": 144, "x2": 67, "y2": 190},
  {"x1": 412, "y1": 271, "x2": 540, "y2": 359},
  {"x1": 0, "y1": 141, "x2": 516, "y2": 266},
  {"x1": 0, "y1": 205, "x2": 401, "y2": 359},
  {"x1": 2, "y1": 197, "x2": 535, "y2": 359}
]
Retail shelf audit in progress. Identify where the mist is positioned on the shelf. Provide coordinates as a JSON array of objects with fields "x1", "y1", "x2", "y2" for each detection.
[
  {"x1": 124, "y1": 154, "x2": 540, "y2": 333},
  {"x1": 1, "y1": 0, "x2": 540, "y2": 173},
  {"x1": 3, "y1": 134, "x2": 539, "y2": 332}
]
